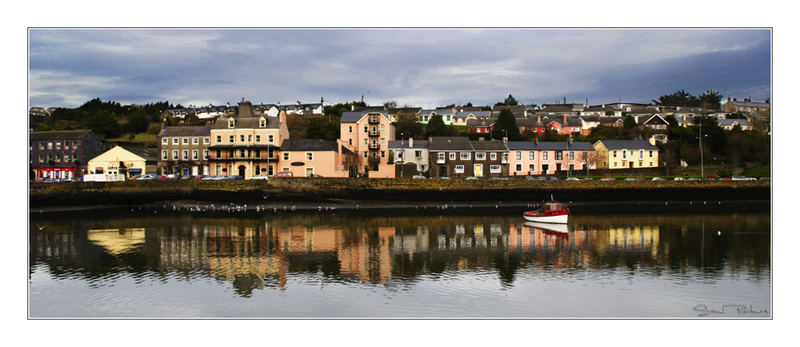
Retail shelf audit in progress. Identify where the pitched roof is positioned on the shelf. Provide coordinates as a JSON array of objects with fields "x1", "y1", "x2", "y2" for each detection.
[
  {"x1": 388, "y1": 140, "x2": 429, "y2": 149},
  {"x1": 506, "y1": 141, "x2": 593, "y2": 151},
  {"x1": 157, "y1": 126, "x2": 211, "y2": 137},
  {"x1": 30, "y1": 129, "x2": 94, "y2": 140},
  {"x1": 455, "y1": 111, "x2": 491, "y2": 119},
  {"x1": 718, "y1": 119, "x2": 750, "y2": 126},
  {"x1": 279, "y1": 139, "x2": 338, "y2": 151},
  {"x1": 212, "y1": 116, "x2": 279, "y2": 129},
  {"x1": 596, "y1": 140, "x2": 659, "y2": 150},
  {"x1": 122, "y1": 146, "x2": 159, "y2": 161},
  {"x1": 340, "y1": 110, "x2": 389, "y2": 123},
  {"x1": 428, "y1": 136, "x2": 473, "y2": 151},
  {"x1": 466, "y1": 118, "x2": 494, "y2": 127},
  {"x1": 470, "y1": 140, "x2": 507, "y2": 151}
]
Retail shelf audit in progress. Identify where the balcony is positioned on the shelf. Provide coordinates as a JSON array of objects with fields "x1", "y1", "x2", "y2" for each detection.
[
  {"x1": 368, "y1": 143, "x2": 380, "y2": 150},
  {"x1": 368, "y1": 115, "x2": 380, "y2": 124},
  {"x1": 368, "y1": 130, "x2": 380, "y2": 138}
]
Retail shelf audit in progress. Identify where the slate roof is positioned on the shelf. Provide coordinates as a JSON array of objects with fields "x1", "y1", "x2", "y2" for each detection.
[
  {"x1": 30, "y1": 129, "x2": 94, "y2": 140},
  {"x1": 546, "y1": 116, "x2": 583, "y2": 127},
  {"x1": 730, "y1": 101, "x2": 770, "y2": 108},
  {"x1": 470, "y1": 140, "x2": 507, "y2": 151},
  {"x1": 466, "y1": 119, "x2": 494, "y2": 127},
  {"x1": 280, "y1": 139, "x2": 338, "y2": 151},
  {"x1": 212, "y1": 116, "x2": 280, "y2": 129},
  {"x1": 718, "y1": 119, "x2": 750, "y2": 127},
  {"x1": 340, "y1": 110, "x2": 389, "y2": 123},
  {"x1": 428, "y1": 136, "x2": 473, "y2": 151},
  {"x1": 596, "y1": 140, "x2": 659, "y2": 150},
  {"x1": 506, "y1": 141, "x2": 594, "y2": 151},
  {"x1": 122, "y1": 146, "x2": 159, "y2": 161},
  {"x1": 455, "y1": 111, "x2": 491, "y2": 119},
  {"x1": 435, "y1": 107, "x2": 454, "y2": 115},
  {"x1": 388, "y1": 140, "x2": 429, "y2": 149},
  {"x1": 157, "y1": 126, "x2": 211, "y2": 137}
]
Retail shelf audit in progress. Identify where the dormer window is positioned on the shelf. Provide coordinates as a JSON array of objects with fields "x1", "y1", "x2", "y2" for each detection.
[
  {"x1": 228, "y1": 118, "x2": 235, "y2": 128},
  {"x1": 259, "y1": 117, "x2": 266, "y2": 128}
]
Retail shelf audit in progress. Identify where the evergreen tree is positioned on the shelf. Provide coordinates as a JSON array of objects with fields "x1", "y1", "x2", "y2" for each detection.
[{"x1": 491, "y1": 109, "x2": 520, "y2": 140}]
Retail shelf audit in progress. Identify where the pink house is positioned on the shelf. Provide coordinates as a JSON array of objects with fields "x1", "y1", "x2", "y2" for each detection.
[
  {"x1": 277, "y1": 139, "x2": 356, "y2": 177},
  {"x1": 506, "y1": 140, "x2": 596, "y2": 176},
  {"x1": 340, "y1": 109, "x2": 396, "y2": 178}
]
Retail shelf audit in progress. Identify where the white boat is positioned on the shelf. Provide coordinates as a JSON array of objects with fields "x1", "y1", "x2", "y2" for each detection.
[{"x1": 522, "y1": 199, "x2": 569, "y2": 224}]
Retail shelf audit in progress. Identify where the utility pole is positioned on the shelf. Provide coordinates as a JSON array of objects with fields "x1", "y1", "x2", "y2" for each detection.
[
  {"x1": 699, "y1": 121, "x2": 703, "y2": 178},
  {"x1": 400, "y1": 132, "x2": 404, "y2": 179}
]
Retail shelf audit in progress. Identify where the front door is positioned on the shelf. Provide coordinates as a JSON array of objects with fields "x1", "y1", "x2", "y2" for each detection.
[
  {"x1": 474, "y1": 164, "x2": 483, "y2": 177},
  {"x1": 438, "y1": 166, "x2": 447, "y2": 177},
  {"x1": 237, "y1": 165, "x2": 246, "y2": 178},
  {"x1": 542, "y1": 164, "x2": 549, "y2": 175}
]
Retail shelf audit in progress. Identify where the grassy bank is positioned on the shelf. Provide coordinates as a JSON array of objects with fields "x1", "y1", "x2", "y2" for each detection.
[{"x1": 29, "y1": 178, "x2": 770, "y2": 209}]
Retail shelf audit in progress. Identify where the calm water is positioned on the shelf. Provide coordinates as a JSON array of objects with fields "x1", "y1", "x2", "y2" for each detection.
[{"x1": 28, "y1": 211, "x2": 771, "y2": 318}]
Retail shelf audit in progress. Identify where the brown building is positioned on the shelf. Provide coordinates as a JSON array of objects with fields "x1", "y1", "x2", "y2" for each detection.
[
  {"x1": 157, "y1": 126, "x2": 212, "y2": 177},
  {"x1": 29, "y1": 129, "x2": 104, "y2": 180},
  {"x1": 428, "y1": 136, "x2": 509, "y2": 178}
]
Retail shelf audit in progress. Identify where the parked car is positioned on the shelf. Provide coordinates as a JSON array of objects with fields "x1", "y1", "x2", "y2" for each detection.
[
  {"x1": 157, "y1": 174, "x2": 176, "y2": 180},
  {"x1": 201, "y1": 175, "x2": 217, "y2": 180},
  {"x1": 651, "y1": 177, "x2": 664, "y2": 181},
  {"x1": 412, "y1": 175, "x2": 427, "y2": 179},
  {"x1": 581, "y1": 177, "x2": 594, "y2": 181},
  {"x1": 673, "y1": 177, "x2": 686, "y2": 181},
  {"x1": 489, "y1": 177, "x2": 509, "y2": 180},
  {"x1": 524, "y1": 176, "x2": 535, "y2": 180},
  {"x1": 731, "y1": 175, "x2": 756, "y2": 181},
  {"x1": 275, "y1": 171, "x2": 293, "y2": 178},
  {"x1": 439, "y1": 176, "x2": 451, "y2": 179},
  {"x1": 758, "y1": 177, "x2": 770, "y2": 181},
  {"x1": 129, "y1": 175, "x2": 142, "y2": 180},
  {"x1": 600, "y1": 177, "x2": 614, "y2": 181},
  {"x1": 246, "y1": 175, "x2": 269, "y2": 181},
  {"x1": 535, "y1": 176, "x2": 547, "y2": 181},
  {"x1": 464, "y1": 176, "x2": 478, "y2": 180},
  {"x1": 718, "y1": 177, "x2": 732, "y2": 181},
  {"x1": 687, "y1": 177, "x2": 701, "y2": 181},
  {"x1": 624, "y1": 177, "x2": 644, "y2": 181},
  {"x1": 139, "y1": 173, "x2": 158, "y2": 180},
  {"x1": 548, "y1": 176, "x2": 558, "y2": 181},
  {"x1": 565, "y1": 177, "x2": 579, "y2": 181}
]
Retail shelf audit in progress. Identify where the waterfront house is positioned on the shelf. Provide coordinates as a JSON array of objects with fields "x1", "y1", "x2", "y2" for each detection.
[
  {"x1": 208, "y1": 100, "x2": 289, "y2": 178},
  {"x1": 157, "y1": 125, "x2": 212, "y2": 177},
  {"x1": 722, "y1": 97, "x2": 770, "y2": 115},
  {"x1": 718, "y1": 118, "x2": 751, "y2": 131},
  {"x1": 277, "y1": 139, "x2": 355, "y2": 177},
  {"x1": 29, "y1": 129, "x2": 104, "y2": 180},
  {"x1": 428, "y1": 137, "x2": 508, "y2": 178},
  {"x1": 506, "y1": 140, "x2": 595, "y2": 176},
  {"x1": 636, "y1": 114, "x2": 670, "y2": 143},
  {"x1": 340, "y1": 109, "x2": 396, "y2": 177},
  {"x1": 389, "y1": 138, "x2": 429, "y2": 175},
  {"x1": 466, "y1": 118, "x2": 494, "y2": 134},
  {"x1": 87, "y1": 145, "x2": 158, "y2": 179},
  {"x1": 544, "y1": 115, "x2": 589, "y2": 135},
  {"x1": 593, "y1": 139, "x2": 660, "y2": 169}
]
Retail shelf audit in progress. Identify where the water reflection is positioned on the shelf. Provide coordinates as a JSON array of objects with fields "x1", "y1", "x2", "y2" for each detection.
[{"x1": 30, "y1": 213, "x2": 770, "y2": 298}]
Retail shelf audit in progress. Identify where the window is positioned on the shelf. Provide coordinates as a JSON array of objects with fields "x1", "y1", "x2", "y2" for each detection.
[
  {"x1": 162, "y1": 150, "x2": 168, "y2": 160},
  {"x1": 396, "y1": 151, "x2": 403, "y2": 160},
  {"x1": 216, "y1": 135, "x2": 222, "y2": 143},
  {"x1": 268, "y1": 135, "x2": 274, "y2": 143},
  {"x1": 454, "y1": 165, "x2": 465, "y2": 173},
  {"x1": 203, "y1": 137, "x2": 209, "y2": 145},
  {"x1": 364, "y1": 126, "x2": 368, "y2": 133},
  {"x1": 649, "y1": 151, "x2": 654, "y2": 158},
  {"x1": 255, "y1": 149, "x2": 260, "y2": 158},
  {"x1": 543, "y1": 152, "x2": 549, "y2": 160},
  {"x1": 39, "y1": 143, "x2": 44, "y2": 150},
  {"x1": 228, "y1": 119, "x2": 235, "y2": 128},
  {"x1": 172, "y1": 150, "x2": 178, "y2": 160},
  {"x1": 240, "y1": 135, "x2": 245, "y2": 142},
  {"x1": 364, "y1": 138, "x2": 368, "y2": 146},
  {"x1": 381, "y1": 151, "x2": 385, "y2": 158},
  {"x1": 364, "y1": 152, "x2": 368, "y2": 158},
  {"x1": 283, "y1": 152, "x2": 289, "y2": 161},
  {"x1": 348, "y1": 139, "x2": 352, "y2": 146},
  {"x1": 622, "y1": 150, "x2": 627, "y2": 159},
  {"x1": 380, "y1": 138, "x2": 385, "y2": 145},
  {"x1": 515, "y1": 151, "x2": 521, "y2": 160},
  {"x1": 255, "y1": 135, "x2": 261, "y2": 142},
  {"x1": 306, "y1": 152, "x2": 313, "y2": 161},
  {"x1": 490, "y1": 165, "x2": 501, "y2": 173},
  {"x1": 438, "y1": 152, "x2": 446, "y2": 162},
  {"x1": 56, "y1": 142, "x2": 61, "y2": 150},
  {"x1": 415, "y1": 150, "x2": 421, "y2": 158},
  {"x1": 260, "y1": 118, "x2": 266, "y2": 127},
  {"x1": 639, "y1": 149, "x2": 644, "y2": 159},
  {"x1": 529, "y1": 164, "x2": 535, "y2": 172},
  {"x1": 216, "y1": 150, "x2": 221, "y2": 158},
  {"x1": 162, "y1": 137, "x2": 169, "y2": 145},
  {"x1": 516, "y1": 164, "x2": 522, "y2": 172},
  {"x1": 305, "y1": 168, "x2": 314, "y2": 177},
  {"x1": 476, "y1": 152, "x2": 486, "y2": 160},
  {"x1": 348, "y1": 126, "x2": 352, "y2": 133},
  {"x1": 569, "y1": 151, "x2": 574, "y2": 160},
  {"x1": 229, "y1": 135, "x2": 234, "y2": 143},
  {"x1": 182, "y1": 150, "x2": 188, "y2": 160},
  {"x1": 529, "y1": 151, "x2": 534, "y2": 160},
  {"x1": 613, "y1": 151, "x2": 617, "y2": 158},
  {"x1": 63, "y1": 154, "x2": 69, "y2": 162},
  {"x1": 240, "y1": 149, "x2": 246, "y2": 157},
  {"x1": 203, "y1": 149, "x2": 208, "y2": 160},
  {"x1": 460, "y1": 152, "x2": 471, "y2": 160},
  {"x1": 173, "y1": 138, "x2": 179, "y2": 145},
  {"x1": 449, "y1": 153, "x2": 456, "y2": 160},
  {"x1": 650, "y1": 162, "x2": 654, "y2": 167},
  {"x1": 247, "y1": 135, "x2": 252, "y2": 142},
  {"x1": 502, "y1": 153, "x2": 509, "y2": 163},
  {"x1": 183, "y1": 138, "x2": 189, "y2": 145},
  {"x1": 192, "y1": 150, "x2": 198, "y2": 160},
  {"x1": 38, "y1": 155, "x2": 42, "y2": 163},
  {"x1": 191, "y1": 137, "x2": 198, "y2": 145},
  {"x1": 556, "y1": 152, "x2": 563, "y2": 160}
]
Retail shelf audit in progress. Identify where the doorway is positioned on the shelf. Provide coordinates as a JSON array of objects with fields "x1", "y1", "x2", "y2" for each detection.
[{"x1": 237, "y1": 165, "x2": 246, "y2": 177}]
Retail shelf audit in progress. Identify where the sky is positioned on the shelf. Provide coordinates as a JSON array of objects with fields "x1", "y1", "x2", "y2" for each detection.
[{"x1": 28, "y1": 29, "x2": 771, "y2": 109}]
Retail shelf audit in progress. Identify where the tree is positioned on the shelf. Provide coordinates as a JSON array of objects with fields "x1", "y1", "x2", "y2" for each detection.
[
  {"x1": 395, "y1": 113, "x2": 425, "y2": 139},
  {"x1": 87, "y1": 110, "x2": 122, "y2": 138},
  {"x1": 698, "y1": 90, "x2": 722, "y2": 110},
  {"x1": 125, "y1": 108, "x2": 150, "y2": 133},
  {"x1": 497, "y1": 94, "x2": 518, "y2": 106},
  {"x1": 491, "y1": 109, "x2": 520, "y2": 140},
  {"x1": 383, "y1": 100, "x2": 397, "y2": 109},
  {"x1": 425, "y1": 114, "x2": 450, "y2": 137},
  {"x1": 653, "y1": 89, "x2": 698, "y2": 107}
]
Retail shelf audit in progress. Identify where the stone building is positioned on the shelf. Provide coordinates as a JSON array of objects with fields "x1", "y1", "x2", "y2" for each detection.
[
  {"x1": 157, "y1": 125, "x2": 212, "y2": 177},
  {"x1": 29, "y1": 129, "x2": 104, "y2": 180}
]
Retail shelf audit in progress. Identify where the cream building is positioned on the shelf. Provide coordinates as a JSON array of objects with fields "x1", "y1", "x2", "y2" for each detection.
[
  {"x1": 593, "y1": 139, "x2": 660, "y2": 170},
  {"x1": 87, "y1": 145, "x2": 158, "y2": 179}
]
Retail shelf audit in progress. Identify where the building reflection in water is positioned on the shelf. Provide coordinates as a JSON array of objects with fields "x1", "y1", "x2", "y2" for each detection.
[{"x1": 29, "y1": 214, "x2": 768, "y2": 297}]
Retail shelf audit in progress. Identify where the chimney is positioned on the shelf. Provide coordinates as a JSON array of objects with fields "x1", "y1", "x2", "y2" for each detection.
[
  {"x1": 278, "y1": 110, "x2": 287, "y2": 125},
  {"x1": 408, "y1": 137, "x2": 413, "y2": 148},
  {"x1": 563, "y1": 115, "x2": 567, "y2": 124},
  {"x1": 537, "y1": 115, "x2": 541, "y2": 123}
]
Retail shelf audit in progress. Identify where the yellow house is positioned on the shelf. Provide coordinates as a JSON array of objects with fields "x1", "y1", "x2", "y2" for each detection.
[
  {"x1": 87, "y1": 145, "x2": 158, "y2": 179},
  {"x1": 593, "y1": 139, "x2": 659, "y2": 169}
]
